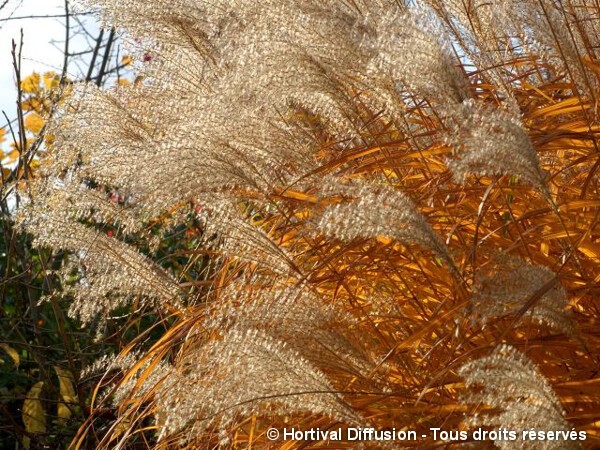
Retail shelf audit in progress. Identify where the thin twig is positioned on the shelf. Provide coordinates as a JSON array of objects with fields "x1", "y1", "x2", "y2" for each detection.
[
  {"x1": 0, "y1": 12, "x2": 92, "y2": 22},
  {"x1": 61, "y1": 0, "x2": 70, "y2": 85}
]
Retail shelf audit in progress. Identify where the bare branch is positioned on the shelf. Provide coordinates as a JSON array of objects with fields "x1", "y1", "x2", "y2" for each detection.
[{"x1": 0, "y1": 12, "x2": 92, "y2": 22}]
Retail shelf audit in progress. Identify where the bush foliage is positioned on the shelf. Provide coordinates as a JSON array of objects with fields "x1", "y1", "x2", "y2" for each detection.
[{"x1": 4, "y1": 0, "x2": 600, "y2": 449}]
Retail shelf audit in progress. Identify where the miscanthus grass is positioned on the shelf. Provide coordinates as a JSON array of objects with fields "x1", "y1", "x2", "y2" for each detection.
[{"x1": 17, "y1": 0, "x2": 600, "y2": 448}]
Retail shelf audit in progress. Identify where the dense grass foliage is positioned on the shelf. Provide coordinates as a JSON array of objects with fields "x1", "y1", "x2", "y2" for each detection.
[{"x1": 10, "y1": 0, "x2": 600, "y2": 449}]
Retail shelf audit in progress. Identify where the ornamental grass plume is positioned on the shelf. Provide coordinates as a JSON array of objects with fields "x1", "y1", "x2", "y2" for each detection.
[
  {"x1": 17, "y1": 0, "x2": 600, "y2": 448},
  {"x1": 467, "y1": 256, "x2": 574, "y2": 335},
  {"x1": 152, "y1": 328, "x2": 362, "y2": 445},
  {"x1": 459, "y1": 345, "x2": 581, "y2": 450}
]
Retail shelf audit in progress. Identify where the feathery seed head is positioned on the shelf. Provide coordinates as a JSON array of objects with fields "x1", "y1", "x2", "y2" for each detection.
[{"x1": 459, "y1": 345, "x2": 580, "y2": 450}]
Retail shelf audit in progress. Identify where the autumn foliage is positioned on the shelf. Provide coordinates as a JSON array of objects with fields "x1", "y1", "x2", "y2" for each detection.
[{"x1": 7, "y1": 0, "x2": 600, "y2": 449}]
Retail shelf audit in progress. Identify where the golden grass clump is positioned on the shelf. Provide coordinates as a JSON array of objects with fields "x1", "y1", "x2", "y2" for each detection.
[{"x1": 17, "y1": 0, "x2": 600, "y2": 448}]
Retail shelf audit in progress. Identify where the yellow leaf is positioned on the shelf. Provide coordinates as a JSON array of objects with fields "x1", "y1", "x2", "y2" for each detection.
[
  {"x1": 44, "y1": 134, "x2": 55, "y2": 147},
  {"x1": 20, "y1": 73, "x2": 41, "y2": 94},
  {"x1": 122, "y1": 55, "x2": 132, "y2": 66},
  {"x1": 22, "y1": 98, "x2": 41, "y2": 112},
  {"x1": 0, "y1": 126, "x2": 6, "y2": 144},
  {"x1": 117, "y1": 78, "x2": 131, "y2": 87},
  {"x1": 24, "y1": 113, "x2": 45, "y2": 134},
  {"x1": 42, "y1": 71, "x2": 60, "y2": 91},
  {"x1": 57, "y1": 403, "x2": 71, "y2": 426},
  {"x1": 22, "y1": 381, "x2": 46, "y2": 449},
  {"x1": 5, "y1": 149, "x2": 20, "y2": 163},
  {"x1": 55, "y1": 366, "x2": 77, "y2": 425},
  {"x1": 0, "y1": 343, "x2": 19, "y2": 367}
]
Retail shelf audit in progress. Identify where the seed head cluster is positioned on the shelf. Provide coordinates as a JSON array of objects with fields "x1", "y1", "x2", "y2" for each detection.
[{"x1": 18, "y1": 0, "x2": 599, "y2": 447}]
